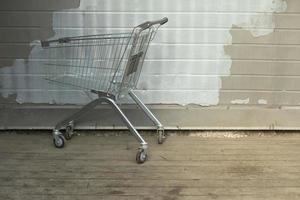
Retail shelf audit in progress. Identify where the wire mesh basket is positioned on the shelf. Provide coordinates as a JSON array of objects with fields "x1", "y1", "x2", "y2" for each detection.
[{"x1": 40, "y1": 30, "x2": 151, "y2": 99}]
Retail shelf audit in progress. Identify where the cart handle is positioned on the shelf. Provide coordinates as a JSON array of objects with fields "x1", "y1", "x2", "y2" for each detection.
[
  {"x1": 41, "y1": 17, "x2": 168, "y2": 47},
  {"x1": 137, "y1": 17, "x2": 168, "y2": 30}
]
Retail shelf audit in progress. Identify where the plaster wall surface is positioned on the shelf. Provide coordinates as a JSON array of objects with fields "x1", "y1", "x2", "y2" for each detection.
[{"x1": 0, "y1": 0, "x2": 295, "y2": 107}]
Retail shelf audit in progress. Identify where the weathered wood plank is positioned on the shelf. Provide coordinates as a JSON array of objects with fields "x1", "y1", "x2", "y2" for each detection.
[
  {"x1": 0, "y1": 168, "x2": 299, "y2": 181},
  {"x1": 2, "y1": 151, "x2": 300, "y2": 161},
  {"x1": 1, "y1": 185, "x2": 300, "y2": 197},
  {"x1": 1, "y1": 133, "x2": 300, "y2": 199},
  {"x1": 1, "y1": 194, "x2": 298, "y2": 200}
]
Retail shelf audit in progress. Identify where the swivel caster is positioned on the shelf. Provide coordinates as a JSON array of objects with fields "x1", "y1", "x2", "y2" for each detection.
[
  {"x1": 158, "y1": 129, "x2": 166, "y2": 144},
  {"x1": 64, "y1": 123, "x2": 74, "y2": 140},
  {"x1": 53, "y1": 134, "x2": 65, "y2": 148},
  {"x1": 136, "y1": 149, "x2": 147, "y2": 164}
]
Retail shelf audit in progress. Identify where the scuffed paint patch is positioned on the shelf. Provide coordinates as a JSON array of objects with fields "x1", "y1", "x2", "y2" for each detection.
[
  {"x1": 222, "y1": 0, "x2": 287, "y2": 106},
  {"x1": 231, "y1": 98, "x2": 250, "y2": 105},
  {"x1": 0, "y1": 0, "x2": 81, "y2": 104},
  {"x1": 247, "y1": 13, "x2": 276, "y2": 37},
  {"x1": 258, "y1": 99, "x2": 268, "y2": 105},
  {"x1": 236, "y1": 0, "x2": 287, "y2": 37},
  {"x1": 272, "y1": 0, "x2": 288, "y2": 13},
  {"x1": 238, "y1": 0, "x2": 287, "y2": 37},
  {"x1": 0, "y1": 59, "x2": 26, "y2": 104},
  {"x1": 133, "y1": 90, "x2": 220, "y2": 106},
  {"x1": 187, "y1": 131, "x2": 248, "y2": 138}
]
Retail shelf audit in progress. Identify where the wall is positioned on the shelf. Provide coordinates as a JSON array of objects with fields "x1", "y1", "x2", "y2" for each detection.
[{"x1": 0, "y1": 0, "x2": 299, "y2": 109}]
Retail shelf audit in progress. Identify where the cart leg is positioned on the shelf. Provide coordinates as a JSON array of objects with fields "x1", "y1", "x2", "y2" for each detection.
[
  {"x1": 128, "y1": 90, "x2": 166, "y2": 144},
  {"x1": 54, "y1": 98, "x2": 105, "y2": 131},
  {"x1": 53, "y1": 98, "x2": 104, "y2": 146},
  {"x1": 103, "y1": 98, "x2": 148, "y2": 146},
  {"x1": 102, "y1": 97, "x2": 148, "y2": 164}
]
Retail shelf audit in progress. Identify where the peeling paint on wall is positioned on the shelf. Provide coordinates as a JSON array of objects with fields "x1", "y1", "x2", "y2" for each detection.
[
  {"x1": 231, "y1": 98, "x2": 250, "y2": 105},
  {"x1": 222, "y1": 1, "x2": 291, "y2": 106},
  {"x1": 0, "y1": 0, "x2": 288, "y2": 105},
  {"x1": 258, "y1": 99, "x2": 268, "y2": 105},
  {"x1": 239, "y1": 0, "x2": 287, "y2": 37},
  {"x1": 0, "y1": 0, "x2": 81, "y2": 104}
]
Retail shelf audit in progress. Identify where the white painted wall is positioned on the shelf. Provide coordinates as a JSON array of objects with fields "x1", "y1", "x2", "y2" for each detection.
[{"x1": 0, "y1": 0, "x2": 287, "y2": 105}]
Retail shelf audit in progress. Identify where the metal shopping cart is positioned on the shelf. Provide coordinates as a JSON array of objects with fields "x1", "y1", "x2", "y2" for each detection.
[{"x1": 40, "y1": 17, "x2": 168, "y2": 163}]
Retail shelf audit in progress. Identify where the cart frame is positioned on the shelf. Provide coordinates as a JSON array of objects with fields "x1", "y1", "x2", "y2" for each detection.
[{"x1": 40, "y1": 17, "x2": 168, "y2": 163}]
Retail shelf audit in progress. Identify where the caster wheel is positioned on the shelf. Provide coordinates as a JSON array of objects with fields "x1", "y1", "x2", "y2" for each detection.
[
  {"x1": 158, "y1": 130, "x2": 165, "y2": 144},
  {"x1": 53, "y1": 135, "x2": 65, "y2": 148},
  {"x1": 64, "y1": 125, "x2": 74, "y2": 140},
  {"x1": 136, "y1": 149, "x2": 147, "y2": 164}
]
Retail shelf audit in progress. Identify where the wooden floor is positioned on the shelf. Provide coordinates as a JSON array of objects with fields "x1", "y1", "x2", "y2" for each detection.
[{"x1": 0, "y1": 131, "x2": 300, "y2": 200}]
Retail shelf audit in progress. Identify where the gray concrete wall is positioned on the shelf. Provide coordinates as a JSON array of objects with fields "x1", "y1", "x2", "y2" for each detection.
[{"x1": 0, "y1": 0, "x2": 299, "y2": 129}]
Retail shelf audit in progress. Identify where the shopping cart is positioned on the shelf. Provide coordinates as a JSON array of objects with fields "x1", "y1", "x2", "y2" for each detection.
[{"x1": 40, "y1": 17, "x2": 168, "y2": 163}]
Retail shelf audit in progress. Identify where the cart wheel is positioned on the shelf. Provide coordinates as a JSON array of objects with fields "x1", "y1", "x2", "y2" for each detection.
[
  {"x1": 136, "y1": 149, "x2": 147, "y2": 164},
  {"x1": 158, "y1": 130, "x2": 165, "y2": 144},
  {"x1": 64, "y1": 125, "x2": 74, "y2": 140},
  {"x1": 53, "y1": 135, "x2": 65, "y2": 148}
]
